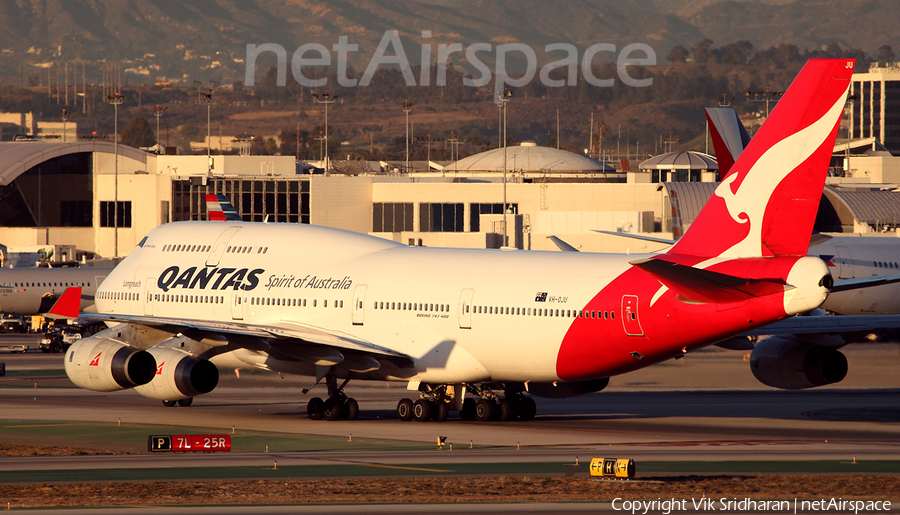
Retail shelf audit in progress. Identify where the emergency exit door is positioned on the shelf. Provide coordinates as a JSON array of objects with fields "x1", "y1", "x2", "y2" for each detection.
[{"x1": 621, "y1": 295, "x2": 644, "y2": 336}]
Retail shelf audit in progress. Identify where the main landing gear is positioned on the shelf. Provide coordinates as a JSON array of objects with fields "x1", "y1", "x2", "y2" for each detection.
[
  {"x1": 161, "y1": 398, "x2": 193, "y2": 407},
  {"x1": 305, "y1": 374, "x2": 359, "y2": 421},
  {"x1": 396, "y1": 383, "x2": 536, "y2": 423}
]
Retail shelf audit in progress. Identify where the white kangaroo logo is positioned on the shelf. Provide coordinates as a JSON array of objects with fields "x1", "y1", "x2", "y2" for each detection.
[{"x1": 714, "y1": 90, "x2": 849, "y2": 259}]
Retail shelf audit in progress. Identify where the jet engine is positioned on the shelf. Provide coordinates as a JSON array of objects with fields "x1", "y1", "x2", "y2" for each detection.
[
  {"x1": 64, "y1": 337, "x2": 156, "y2": 392},
  {"x1": 133, "y1": 347, "x2": 219, "y2": 400},
  {"x1": 527, "y1": 377, "x2": 610, "y2": 398},
  {"x1": 750, "y1": 336, "x2": 848, "y2": 389}
]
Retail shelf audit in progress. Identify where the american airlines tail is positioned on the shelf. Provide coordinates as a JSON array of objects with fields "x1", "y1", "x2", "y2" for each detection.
[
  {"x1": 205, "y1": 194, "x2": 242, "y2": 221},
  {"x1": 705, "y1": 106, "x2": 751, "y2": 178},
  {"x1": 60, "y1": 60, "x2": 854, "y2": 422}
]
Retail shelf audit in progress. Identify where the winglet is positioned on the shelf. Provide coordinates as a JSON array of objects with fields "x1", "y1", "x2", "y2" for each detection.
[
  {"x1": 46, "y1": 287, "x2": 82, "y2": 319},
  {"x1": 205, "y1": 194, "x2": 242, "y2": 221}
]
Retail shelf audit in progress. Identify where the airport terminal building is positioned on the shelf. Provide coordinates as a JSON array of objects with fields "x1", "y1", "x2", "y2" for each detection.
[{"x1": 0, "y1": 140, "x2": 898, "y2": 261}]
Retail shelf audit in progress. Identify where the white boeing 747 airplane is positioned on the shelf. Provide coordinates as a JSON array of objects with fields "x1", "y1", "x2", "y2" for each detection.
[{"x1": 54, "y1": 59, "x2": 855, "y2": 421}]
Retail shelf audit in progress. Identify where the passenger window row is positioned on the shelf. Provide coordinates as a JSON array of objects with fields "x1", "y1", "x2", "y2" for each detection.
[
  {"x1": 161, "y1": 244, "x2": 269, "y2": 254},
  {"x1": 469, "y1": 305, "x2": 615, "y2": 319},
  {"x1": 250, "y1": 297, "x2": 343, "y2": 308},
  {"x1": 228, "y1": 246, "x2": 267, "y2": 254},
  {"x1": 151, "y1": 293, "x2": 223, "y2": 304},
  {"x1": 163, "y1": 244, "x2": 211, "y2": 252},
  {"x1": 874, "y1": 261, "x2": 899, "y2": 269},
  {"x1": 374, "y1": 302, "x2": 449, "y2": 313},
  {"x1": 13, "y1": 281, "x2": 90, "y2": 288},
  {"x1": 99, "y1": 291, "x2": 139, "y2": 301}
]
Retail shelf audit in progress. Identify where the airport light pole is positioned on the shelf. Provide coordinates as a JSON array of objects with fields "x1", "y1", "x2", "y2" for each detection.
[
  {"x1": 744, "y1": 85, "x2": 783, "y2": 118},
  {"x1": 312, "y1": 89, "x2": 337, "y2": 171},
  {"x1": 202, "y1": 90, "x2": 213, "y2": 173},
  {"x1": 107, "y1": 92, "x2": 124, "y2": 258},
  {"x1": 314, "y1": 131, "x2": 326, "y2": 165},
  {"x1": 402, "y1": 99, "x2": 415, "y2": 174},
  {"x1": 448, "y1": 131, "x2": 459, "y2": 172},
  {"x1": 61, "y1": 108, "x2": 69, "y2": 142},
  {"x1": 498, "y1": 88, "x2": 512, "y2": 247},
  {"x1": 153, "y1": 104, "x2": 167, "y2": 154}
]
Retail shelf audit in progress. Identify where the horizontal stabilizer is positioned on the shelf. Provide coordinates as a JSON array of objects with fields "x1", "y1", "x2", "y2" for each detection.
[
  {"x1": 631, "y1": 258, "x2": 790, "y2": 304},
  {"x1": 829, "y1": 272, "x2": 900, "y2": 293},
  {"x1": 748, "y1": 314, "x2": 900, "y2": 336},
  {"x1": 45, "y1": 287, "x2": 82, "y2": 319}
]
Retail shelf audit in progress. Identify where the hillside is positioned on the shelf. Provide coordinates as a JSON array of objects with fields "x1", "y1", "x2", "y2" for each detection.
[{"x1": 0, "y1": 0, "x2": 896, "y2": 85}]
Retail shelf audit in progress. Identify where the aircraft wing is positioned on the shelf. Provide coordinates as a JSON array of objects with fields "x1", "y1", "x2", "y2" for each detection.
[
  {"x1": 747, "y1": 314, "x2": 900, "y2": 336},
  {"x1": 73, "y1": 311, "x2": 412, "y2": 363}
]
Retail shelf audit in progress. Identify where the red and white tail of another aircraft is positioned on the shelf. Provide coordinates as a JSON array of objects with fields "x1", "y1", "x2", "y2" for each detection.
[
  {"x1": 205, "y1": 194, "x2": 243, "y2": 221},
  {"x1": 705, "y1": 106, "x2": 751, "y2": 179},
  {"x1": 57, "y1": 60, "x2": 855, "y2": 420}
]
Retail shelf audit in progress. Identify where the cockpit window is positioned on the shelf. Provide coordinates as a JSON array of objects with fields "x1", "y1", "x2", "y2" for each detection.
[{"x1": 138, "y1": 237, "x2": 148, "y2": 248}]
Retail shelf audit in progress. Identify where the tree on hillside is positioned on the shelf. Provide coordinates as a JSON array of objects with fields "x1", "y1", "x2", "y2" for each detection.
[
  {"x1": 667, "y1": 45, "x2": 689, "y2": 64},
  {"x1": 879, "y1": 45, "x2": 895, "y2": 66},
  {"x1": 121, "y1": 110, "x2": 156, "y2": 148},
  {"x1": 691, "y1": 39, "x2": 714, "y2": 63}
]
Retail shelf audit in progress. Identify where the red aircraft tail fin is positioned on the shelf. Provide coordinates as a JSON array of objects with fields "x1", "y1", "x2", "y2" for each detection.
[
  {"x1": 669, "y1": 59, "x2": 854, "y2": 259},
  {"x1": 46, "y1": 287, "x2": 82, "y2": 319}
]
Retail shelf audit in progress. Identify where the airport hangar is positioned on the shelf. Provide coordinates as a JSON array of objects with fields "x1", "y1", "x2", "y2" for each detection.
[{"x1": 0, "y1": 140, "x2": 899, "y2": 261}]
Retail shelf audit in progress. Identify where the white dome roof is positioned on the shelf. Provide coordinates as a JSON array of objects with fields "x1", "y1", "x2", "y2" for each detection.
[
  {"x1": 451, "y1": 144, "x2": 615, "y2": 172},
  {"x1": 639, "y1": 151, "x2": 718, "y2": 170}
]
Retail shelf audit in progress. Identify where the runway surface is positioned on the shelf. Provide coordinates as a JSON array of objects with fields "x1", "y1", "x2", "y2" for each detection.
[
  {"x1": 2, "y1": 335, "x2": 899, "y2": 514},
  {"x1": 2, "y1": 337, "x2": 899, "y2": 473}
]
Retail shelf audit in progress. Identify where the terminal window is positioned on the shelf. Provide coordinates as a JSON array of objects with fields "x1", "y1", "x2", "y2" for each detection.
[
  {"x1": 99, "y1": 201, "x2": 132, "y2": 228},
  {"x1": 173, "y1": 179, "x2": 310, "y2": 223},
  {"x1": 373, "y1": 203, "x2": 414, "y2": 232},
  {"x1": 60, "y1": 200, "x2": 92, "y2": 227},
  {"x1": 469, "y1": 203, "x2": 518, "y2": 232},
  {"x1": 420, "y1": 203, "x2": 464, "y2": 232}
]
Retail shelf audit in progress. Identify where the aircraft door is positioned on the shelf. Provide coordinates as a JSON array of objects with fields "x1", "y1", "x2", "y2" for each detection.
[
  {"x1": 206, "y1": 226, "x2": 241, "y2": 267},
  {"x1": 143, "y1": 278, "x2": 155, "y2": 316},
  {"x1": 231, "y1": 292, "x2": 244, "y2": 321},
  {"x1": 834, "y1": 246, "x2": 854, "y2": 279},
  {"x1": 352, "y1": 284, "x2": 367, "y2": 325},
  {"x1": 458, "y1": 288, "x2": 474, "y2": 329},
  {"x1": 621, "y1": 295, "x2": 644, "y2": 336}
]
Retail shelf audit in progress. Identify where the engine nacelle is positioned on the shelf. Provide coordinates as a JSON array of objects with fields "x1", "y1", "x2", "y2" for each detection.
[
  {"x1": 527, "y1": 377, "x2": 610, "y2": 399},
  {"x1": 64, "y1": 337, "x2": 156, "y2": 392},
  {"x1": 134, "y1": 347, "x2": 219, "y2": 400},
  {"x1": 750, "y1": 336, "x2": 848, "y2": 389}
]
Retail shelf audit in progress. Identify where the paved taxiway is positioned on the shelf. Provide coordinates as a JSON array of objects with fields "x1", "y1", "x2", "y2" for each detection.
[{"x1": 1, "y1": 337, "x2": 899, "y2": 470}]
